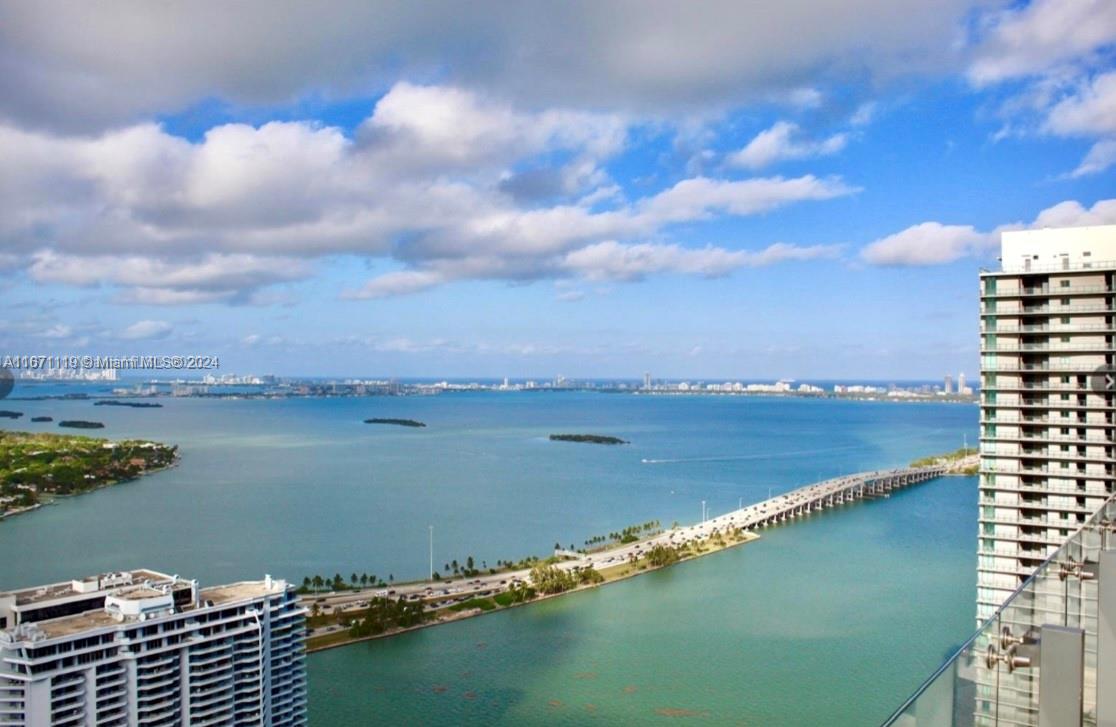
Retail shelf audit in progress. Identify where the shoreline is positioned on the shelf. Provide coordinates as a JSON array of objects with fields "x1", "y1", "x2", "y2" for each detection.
[
  {"x1": 304, "y1": 459, "x2": 961, "y2": 653},
  {"x1": 305, "y1": 530, "x2": 760, "y2": 654},
  {"x1": 0, "y1": 457, "x2": 180, "y2": 522}
]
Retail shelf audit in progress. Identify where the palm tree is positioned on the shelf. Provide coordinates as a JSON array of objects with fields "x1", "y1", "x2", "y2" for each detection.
[
  {"x1": 351, "y1": 573, "x2": 358, "y2": 586},
  {"x1": 312, "y1": 575, "x2": 323, "y2": 592},
  {"x1": 360, "y1": 574, "x2": 368, "y2": 587},
  {"x1": 302, "y1": 576, "x2": 311, "y2": 590}
]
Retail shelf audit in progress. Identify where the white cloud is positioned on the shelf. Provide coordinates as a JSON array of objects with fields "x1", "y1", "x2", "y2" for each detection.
[
  {"x1": 968, "y1": 0, "x2": 1116, "y2": 86},
  {"x1": 2, "y1": 82, "x2": 859, "y2": 302},
  {"x1": 1030, "y1": 198, "x2": 1116, "y2": 228},
  {"x1": 860, "y1": 222, "x2": 994, "y2": 266},
  {"x1": 640, "y1": 175, "x2": 856, "y2": 221},
  {"x1": 1070, "y1": 139, "x2": 1116, "y2": 177},
  {"x1": 729, "y1": 122, "x2": 848, "y2": 169},
  {"x1": 27, "y1": 251, "x2": 309, "y2": 304},
  {"x1": 967, "y1": 0, "x2": 1116, "y2": 179},
  {"x1": 36, "y1": 324, "x2": 72, "y2": 339},
  {"x1": 118, "y1": 320, "x2": 172, "y2": 340},
  {"x1": 1044, "y1": 71, "x2": 1116, "y2": 137},
  {"x1": 850, "y1": 102, "x2": 878, "y2": 126},
  {"x1": 862, "y1": 197, "x2": 1116, "y2": 266},
  {"x1": 344, "y1": 270, "x2": 447, "y2": 300},
  {"x1": 564, "y1": 240, "x2": 841, "y2": 281},
  {"x1": 0, "y1": 1, "x2": 982, "y2": 133}
]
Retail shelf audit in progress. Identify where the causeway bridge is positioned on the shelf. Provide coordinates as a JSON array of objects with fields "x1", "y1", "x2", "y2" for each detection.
[
  {"x1": 581, "y1": 464, "x2": 952, "y2": 564},
  {"x1": 711, "y1": 465, "x2": 949, "y2": 534}
]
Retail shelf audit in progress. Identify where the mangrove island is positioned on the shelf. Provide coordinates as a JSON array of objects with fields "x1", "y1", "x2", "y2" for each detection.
[
  {"x1": 364, "y1": 418, "x2": 426, "y2": 428},
  {"x1": 549, "y1": 433, "x2": 628, "y2": 445}
]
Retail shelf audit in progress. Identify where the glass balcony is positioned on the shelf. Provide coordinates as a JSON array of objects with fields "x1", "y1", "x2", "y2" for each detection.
[{"x1": 884, "y1": 493, "x2": 1116, "y2": 726}]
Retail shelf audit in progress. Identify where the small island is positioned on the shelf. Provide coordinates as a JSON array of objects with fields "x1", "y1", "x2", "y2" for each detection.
[
  {"x1": 549, "y1": 434, "x2": 628, "y2": 445},
  {"x1": 58, "y1": 420, "x2": 105, "y2": 429},
  {"x1": 364, "y1": 418, "x2": 426, "y2": 428},
  {"x1": 0, "y1": 411, "x2": 23, "y2": 420},
  {"x1": 94, "y1": 400, "x2": 163, "y2": 408},
  {"x1": 31, "y1": 416, "x2": 53, "y2": 423},
  {"x1": 1, "y1": 431, "x2": 178, "y2": 518}
]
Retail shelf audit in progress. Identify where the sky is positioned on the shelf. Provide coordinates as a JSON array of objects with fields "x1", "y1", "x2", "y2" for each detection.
[{"x1": 1, "y1": 0, "x2": 1115, "y2": 380}]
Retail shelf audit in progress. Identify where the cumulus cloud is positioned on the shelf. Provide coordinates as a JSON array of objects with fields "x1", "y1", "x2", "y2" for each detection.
[
  {"x1": 862, "y1": 197, "x2": 1116, "y2": 266},
  {"x1": 967, "y1": 0, "x2": 1116, "y2": 86},
  {"x1": 0, "y1": 1, "x2": 982, "y2": 133},
  {"x1": 729, "y1": 121, "x2": 848, "y2": 169},
  {"x1": 1044, "y1": 71, "x2": 1116, "y2": 137},
  {"x1": 2, "y1": 80, "x2": 858, "y2": 303},
  {"x1": 860, "y1": 222, "x2": 994, "y2": 266},
  {"x1": 27, "y1": 251, "x2": 309, "y2": 304},
  {"x1": 118, "y1": 320, "x2": 173, "y2": 340},
  {"x1": 1030, "y1": 198, "x2": 1116, "y2": 228},
  {"x1": 967, "y1": 0, "x2": 1116, "y2": 178}
]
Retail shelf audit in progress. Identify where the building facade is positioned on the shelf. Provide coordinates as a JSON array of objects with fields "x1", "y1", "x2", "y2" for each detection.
[
  {"x1": 978, "y1": 224, "x2": 1116, "y2": 620},
  {"x1": 0, "y1": 570, "x2": 306, "y2": 726}
]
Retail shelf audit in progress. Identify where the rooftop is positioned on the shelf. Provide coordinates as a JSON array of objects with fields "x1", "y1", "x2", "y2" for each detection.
[
  {"x1": 3, "y1": 569, "x2": 174, "y2": 607},
  {"x1": 2, "y1": 574, "x2": 290, "y2": 644}
]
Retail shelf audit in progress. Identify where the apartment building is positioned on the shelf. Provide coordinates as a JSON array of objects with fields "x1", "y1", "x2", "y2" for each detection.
[
  {"x1": 978, "y1": 224, "x2": 1116, "y2": 620},
  {"x1": 0, "y1": 569, "x2": 306, "y2": 726}
]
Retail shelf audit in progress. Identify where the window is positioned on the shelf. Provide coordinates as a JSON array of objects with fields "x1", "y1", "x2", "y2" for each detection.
[
  {"x1": 1062, "y1": 317, "x2": 1071, "y2": 324},
  {"x1": 1061, "y1": 280, "x2": 1071, "y2": 287}
]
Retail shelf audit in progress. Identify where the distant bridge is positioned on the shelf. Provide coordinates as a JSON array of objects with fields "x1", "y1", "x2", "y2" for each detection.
[{"x1": 715, "y1": 465, "x2": 949, "y2": 532}]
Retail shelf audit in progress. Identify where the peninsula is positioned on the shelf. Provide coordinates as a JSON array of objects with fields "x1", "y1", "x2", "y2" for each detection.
[
  {"x1": 364, "y1": 418, "x2": 426, "y2": 428},
  {"x1": 58, "y1": 420, "x2": 105, "y2": 429},
  {"x1": 0, "y1": 431, "x2": 178, "y2": 518},
  {"x1": 302, "y1": 461, "x2": 947, "y2": 652},
  {"x1": 549, "y1": 433, "x2": 627, "y2": 445},
  {"x1": 94, "y1": 400, "x2": 163, "y2": 408}
]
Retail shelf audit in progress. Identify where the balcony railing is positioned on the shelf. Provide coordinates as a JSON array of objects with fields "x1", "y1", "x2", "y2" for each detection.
[
  {"x1": 981, "y1": 305, "x2": 1116, "y2": 316},
  {"x1": 884, "y1": 493, "x2": 1116, "y2": 726},
  {"x1": 982, "y1": 285, "x2": 1116, "y2": 298}
]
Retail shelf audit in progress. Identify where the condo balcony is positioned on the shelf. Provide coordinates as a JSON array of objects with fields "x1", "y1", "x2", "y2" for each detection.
[
  {"x1": 982, "y1": 304, "x2": 1116, "y2": 317},
  {"x1": 982, "y1": 323, "x2": 1116, "y2": 334},
  {"x1": 981, "y1": 284, "x2": 1116, "y2": 298},
  {"x1": 886, "y1": 492, "x2": 1116, "y2": 726}
]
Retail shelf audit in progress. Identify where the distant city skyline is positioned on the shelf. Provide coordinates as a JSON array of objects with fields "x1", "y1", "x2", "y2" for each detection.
[{"x1": 1, "y1": 2, "x2": 1114, "y2": 378}]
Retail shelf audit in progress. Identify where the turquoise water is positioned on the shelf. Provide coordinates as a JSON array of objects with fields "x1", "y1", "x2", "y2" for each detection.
[{"x1": 0, "y1": 391, "x2": 977, "y2": 724}]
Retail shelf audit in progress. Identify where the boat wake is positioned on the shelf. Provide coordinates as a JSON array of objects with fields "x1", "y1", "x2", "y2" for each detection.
[{"x1": 640, "y1": 430, "x2": 946, "y2": 465}]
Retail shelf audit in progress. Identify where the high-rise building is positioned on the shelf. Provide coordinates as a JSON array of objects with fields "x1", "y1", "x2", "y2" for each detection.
[
  {"x1": 944, "y1": 374, "x2": 954, "y2": 394},
  {"x1": 978, "y1": 224, "x2": 1116, "y2": 621},
  {"x1": 957, "y1": 372, "x2": 966, "y2": 393},
  {"x1": 0, "y1": 569, "x2": 306, "y2": 726},
  {"x1": 643, "y1": 372, "x2": 651, "y2": 390}
]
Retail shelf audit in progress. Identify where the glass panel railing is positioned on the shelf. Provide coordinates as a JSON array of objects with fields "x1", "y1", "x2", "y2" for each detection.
[{"x1": 885, "y1": 494, "x2": 1116, "y2": 726}]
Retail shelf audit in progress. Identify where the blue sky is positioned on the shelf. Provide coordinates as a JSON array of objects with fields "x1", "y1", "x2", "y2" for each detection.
[{"x1": 1, "y1": 1, "x2": 1115, "y2": 379}]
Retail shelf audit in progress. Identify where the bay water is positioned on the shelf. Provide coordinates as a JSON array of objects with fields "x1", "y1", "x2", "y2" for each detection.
[{"x1": 0, "y1": 390, "x2": 977, "y2": 724}]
